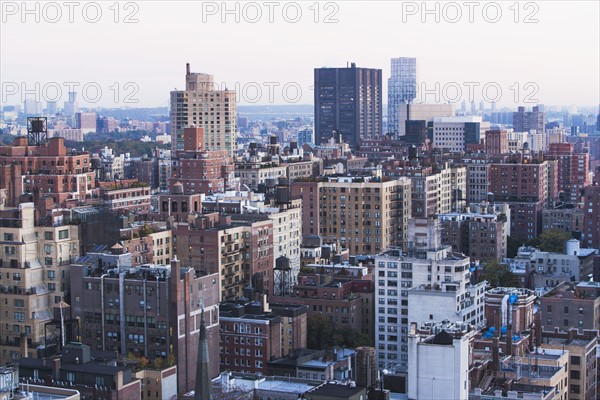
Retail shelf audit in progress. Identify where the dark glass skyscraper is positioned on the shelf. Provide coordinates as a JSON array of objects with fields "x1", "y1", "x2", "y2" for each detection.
[{"x1": 314, "y1": 63, "x2": 382, "y2": 148}]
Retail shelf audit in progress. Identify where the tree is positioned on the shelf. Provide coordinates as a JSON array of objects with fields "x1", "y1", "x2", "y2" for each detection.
[
  {"x1": 307, "y1": 314, "x2": 334, "y2": 350},
  {"x1": 527, "y1": 230, "x2": 571, "y2": 253},
  {"x1": 479, "y1": 259, "x2": 519, "y2": 288},
  {"x1": 506, "y1": 235, "x2": 523, "y2": 258},
  {"x1": 307, "y1": 314, "x2": 373, "y2": 349}
]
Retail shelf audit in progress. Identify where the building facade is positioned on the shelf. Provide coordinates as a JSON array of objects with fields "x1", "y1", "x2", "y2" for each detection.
[
  {"x1": 387, "y1": 57, "x2": 417, "y2": 136},
  {"x1": 314, "y1": 64, "x2": 382, "y2": 148},
  {"x1": 170, "y1": 63, "x2": 237, "y2": 155}
]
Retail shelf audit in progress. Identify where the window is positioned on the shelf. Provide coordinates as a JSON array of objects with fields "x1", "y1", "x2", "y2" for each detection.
[
  {"x1": 570, "y1": 370, "x2": 580, "y2": 380},
  {"x1": 66, "y1": 372, "x2": 75, "y2": 382},
  {"x1": 44, "y1": 232, "x2": 53, "y2": 240},
  {"x1": 571, "y1": 356, "x2": 581, "y2": 365},
  {"x1": 3, "y1": 233, "x2": 13, "y2": 241},
  {"x1": 14, "y1": 312, "x2": 24, "y2": 321},
  {"x1": 58, "y1": 230, "x2": 69, "y2": 239}
]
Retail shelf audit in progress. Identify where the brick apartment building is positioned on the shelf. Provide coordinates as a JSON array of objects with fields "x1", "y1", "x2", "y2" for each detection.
[
  {"x1": 219, "y1": 299, "x2": 282, "y2": 375},
  {"x1": 70, "y1": 256, "x2": 221, "y2": 394},
  {"x1": 489, "y1": 159, "x2": 555, "y2": 240},
  {"x1": 0, "y1": 136, "x2": 95, "y2": 219}
]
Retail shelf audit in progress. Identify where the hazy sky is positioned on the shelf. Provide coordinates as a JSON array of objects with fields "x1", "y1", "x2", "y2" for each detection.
[{"x1": 1, "y1": 1, "x2": 599, "y2": 109}]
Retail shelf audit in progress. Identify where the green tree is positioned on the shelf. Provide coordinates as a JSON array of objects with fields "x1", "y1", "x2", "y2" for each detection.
[
  {"x1": 506, "y1": 235, "x2": 523, "y2": 258},
  {"x1": 308, "y1": 315, "x2": 373, "y2": 349},
  {"x1": 307, "y1": 314, "x2": 334, "y2": 350},
  {"x1": 527, "y1": 230, "x2": 571, "y2": 253},
  {"x1": 479, "y1": 259, "x2": 519, "y2": 288}
]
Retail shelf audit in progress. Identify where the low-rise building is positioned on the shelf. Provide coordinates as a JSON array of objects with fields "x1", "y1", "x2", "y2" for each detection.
[
  {"x1": 540, "y1": 281, "x2": 600, "y2": 332},
  {"x1": 219, "y1": 299, "x2": 283, "y2": 375},
  {"x1": 18, "y1": 342, "x2": 142, "y2": 400},
  {"x1": 539, "y1": 328, "x2": 597, "y2": 400}
]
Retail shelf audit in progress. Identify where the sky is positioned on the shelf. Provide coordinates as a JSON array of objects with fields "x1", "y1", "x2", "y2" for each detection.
[{"x1": 1, "y1": 1, "x2": 599, "y2": 110}]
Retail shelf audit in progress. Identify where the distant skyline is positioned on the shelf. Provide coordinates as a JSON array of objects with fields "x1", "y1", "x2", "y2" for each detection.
[{"x1": 1, "y1": 1, "x2": 598, "y2": 109}]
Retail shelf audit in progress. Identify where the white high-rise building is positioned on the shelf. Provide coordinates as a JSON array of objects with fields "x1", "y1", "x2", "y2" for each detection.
[
  {"x1": 170, "y1": 63, "x2": 237, "y2": 155},
  {"x1": 374, "y1": 218, "x2": 486, "y2": 371},
  {"x1": 432, "y1": 116, "x2": 490, "y2": 153},
  {"x1": 46, "y1": 101, "x2": 57, "y2": 115},
  {"x1": 23, "y1": 98, "x2": 41, "y2": 115},
  {"x1": 63, "y1": 91, "x2": 78, "y2": 116},
  {"x1": 388, "y1": 57, "x2": 417, "y2": 136},
  {"x1": 407, "y1": 321, "x2": 474, "y2": 400},
  {"x1": 397, "y1": 103, "x2": 454, "y2": 137}
]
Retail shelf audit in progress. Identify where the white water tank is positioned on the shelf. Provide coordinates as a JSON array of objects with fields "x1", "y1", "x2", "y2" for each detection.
[{"x1": 566, "y1": 239, "x2": 580, "y2": 256}]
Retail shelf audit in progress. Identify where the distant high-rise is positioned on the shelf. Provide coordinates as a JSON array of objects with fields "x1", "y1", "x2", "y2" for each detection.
[
  {"x1": 170, "y1": 63, "x2": 237, "y2": 155},
  {"x1": 63, "y1": 91, "x2": 78, "y2": 116},
  {"x1": 387, "y1": 57, "x2": 417, "y2": 135},
  {"x1": 513, "y1": 106, "x2": 545, "y2": 134},
  {"x1": 23, "y1": 98, "x2": 41, "y2": 115},
  {"x1": 314, "y1": 63, "x2": 382, "y2": 148},
  {"x1": 46, "y1": 101, "x2": 57, "y2": 115}
]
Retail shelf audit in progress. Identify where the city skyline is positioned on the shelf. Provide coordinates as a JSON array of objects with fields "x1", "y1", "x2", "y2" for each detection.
[{"x1": 1, "y1": 1, "x2": 598, "y2": 108}]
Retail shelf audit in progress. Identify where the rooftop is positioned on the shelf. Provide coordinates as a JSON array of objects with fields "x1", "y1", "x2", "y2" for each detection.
[{"x1": 305, "y1": 383, "x2": 365, "y2": 398}]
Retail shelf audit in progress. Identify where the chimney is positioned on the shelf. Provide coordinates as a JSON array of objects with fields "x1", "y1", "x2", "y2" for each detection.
[
  {"x1": 20, "y1": 333, "x2": 28, "y2": 358},
  {"x1": 52, "y1": 357, "x2": 61, "y2": 381},
  {"x1": 186, "y1": 63, "x2": 191, "y2": 75},
  {"x1": 567, "y1": 328, "x2": 576, "y2": 343},
  {"x1": 491, "y1": 337, "x2": 500, "y2": 371},
  {"x1": 506, "y1": 324, "x2": 513, "y2": 356}
]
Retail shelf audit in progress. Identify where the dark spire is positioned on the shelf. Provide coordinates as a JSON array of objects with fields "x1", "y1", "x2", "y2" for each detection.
[{"x1": 195, "y1": 306, "x2": 210, "y2": 400}]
